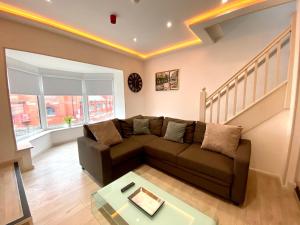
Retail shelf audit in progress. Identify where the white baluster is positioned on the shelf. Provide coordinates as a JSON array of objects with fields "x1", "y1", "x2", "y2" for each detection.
[
  {"x1": 210, "y1": 99, "x2": 213, "y2": 123},
  {"x1": 233, "y1": 78, "x2": 238, "y2": 115},
  {"x1": 276, "y1": 43, "x2": 281, "y2": 84},
  {"x1": 253, "y1": 61, "x2": 258, "y2": 102},
  {"x1": 225, "y1": 85, "x2": 229, "y2": 121},
  {"x1": 264, "y1": 53, "x2": 269, "y2": 94},
  {"x1": 217, "y1": 92, "x2": 221, "y2": 123},
  {"x1": 243, "y1": 69, "x2": 248, "y2": 109},
  {"x1": 199, "y1": 88, "x2": 207, "y2": 122}
]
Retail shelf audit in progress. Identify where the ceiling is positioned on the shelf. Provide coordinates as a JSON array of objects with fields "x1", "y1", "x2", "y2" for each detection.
[
  {"x1": 0, "y1": 0, "x2": 222, "y2": 53},
  {"x1": 0, "y1": 0, "x2": 295, "y2": 58}
]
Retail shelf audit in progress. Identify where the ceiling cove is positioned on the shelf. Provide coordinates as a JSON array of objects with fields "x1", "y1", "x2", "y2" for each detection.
[{"x1": 0, "y1": 0, "x2": 273, "y2": 59}]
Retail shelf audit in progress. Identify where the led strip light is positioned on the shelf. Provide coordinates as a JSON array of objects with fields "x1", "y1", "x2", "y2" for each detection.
[{"x1": 0, "y1": 0, "x2": 266, "y2": 59}]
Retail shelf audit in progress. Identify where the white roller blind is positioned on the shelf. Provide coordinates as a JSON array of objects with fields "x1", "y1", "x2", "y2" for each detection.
[
  {"x1": 85, "y1": 79, "x2": 113, "y2": 95},
  {"x1": 43, "y1": 76, "x2": 82, "y2": 96},
  {"x1": 8, "y1": 68, "x2": 41, "y2": 95}
]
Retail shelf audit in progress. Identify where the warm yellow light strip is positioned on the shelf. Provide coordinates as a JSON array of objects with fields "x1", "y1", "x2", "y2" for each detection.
[
  {"x1": 143, "y1": 39, "x2": 201, "y2": 58},
  {"x1": 0, "y1": 0, "x2": 265, "y2": 59},
  {"x1": 0, "y1": 2, "x2": 144, "y2": 58},
  {"x1": 143, "y1": 0, "x2": 265, "y2": 58},
  {"x1": 186, "y1": 0, "x2": 266, "y2": 25}
]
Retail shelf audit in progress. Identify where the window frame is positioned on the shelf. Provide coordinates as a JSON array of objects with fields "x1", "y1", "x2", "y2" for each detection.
[
  {"x1": 9, "y1": 94, "x2": 43, "y2": 141},
  {"x1": 87, "y1": 95, "x2": 115, "y2": 123},
  {"x1": 8, "y1": 67, "x2": 116, "y2": 140},
  {"x1": 44, "y1": 95, "x2": 84, "y2": 129}
]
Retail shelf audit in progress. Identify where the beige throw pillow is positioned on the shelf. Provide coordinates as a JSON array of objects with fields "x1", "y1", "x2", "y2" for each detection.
[
  {"x1": 88, "y1": 120, "x2": 123, "y2": 146},
  {"x1": 201, "y1": 123, "x2": 242, "y2": 158}
]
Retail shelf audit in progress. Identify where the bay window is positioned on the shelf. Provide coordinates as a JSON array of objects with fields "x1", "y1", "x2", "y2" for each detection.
[
  {"x1": 88, "y1": 95, "x2": 114, "y2": 123},
  {"x1": 45, "y1": 96, "x2": 83, "y2": 128},
  {"x1": 7, "y1": 68, "x2": 42, "y2": 140},
  {"x1": 85, "y1": 79, "x2": 114, "y2": 123},
  {"x1": 7, "y1": 67, "x2": 115, "y2": 141},
  {"x1": 42, "y1": 76, "x2": 84, "y2": 128},
  {"x1": 10, "y1": 94, "x2": 42, "y2": 140}
]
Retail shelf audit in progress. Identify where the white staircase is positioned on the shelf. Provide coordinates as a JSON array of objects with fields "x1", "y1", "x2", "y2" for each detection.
[{"x1": 199, "y1": 26, "x2": 293, "y2": 131}]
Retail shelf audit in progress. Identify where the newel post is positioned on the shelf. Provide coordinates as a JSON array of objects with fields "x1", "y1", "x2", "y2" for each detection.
[{"x1": 199, "y1": 88, "x2": 207, "y2": 122}]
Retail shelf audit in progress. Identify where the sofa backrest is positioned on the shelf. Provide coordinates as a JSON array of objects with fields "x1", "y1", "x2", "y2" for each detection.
[
  {"x1": 83, "y1": 116, "x2": 207, "y2": 145},
  {"x1": 193, "y1": 121, "x2": 206, "y2": 144},
  {"x1": 118, "y1": 115, "x2": 143, "y2": 138},
  {"x1": 161, "y1": 117, "x2": 196, "y2": 144},
  {"x1": 141, "y1": 116, "x2": 164, "y2": 136}
]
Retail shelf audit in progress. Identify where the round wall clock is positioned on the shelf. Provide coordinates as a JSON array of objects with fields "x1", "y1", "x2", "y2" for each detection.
[{"x1": 128, "y1": 73, "x2": 143, "y2": 92}]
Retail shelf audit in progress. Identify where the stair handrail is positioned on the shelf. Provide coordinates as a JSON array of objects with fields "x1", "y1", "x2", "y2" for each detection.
[{"x1": 206, "y1": 26, "x2": 291, "y2": 103}]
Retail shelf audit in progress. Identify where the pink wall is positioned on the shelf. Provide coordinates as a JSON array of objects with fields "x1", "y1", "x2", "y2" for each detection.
[{"x1": 0, "y1": 18, "x2": 145, "y2": 163}]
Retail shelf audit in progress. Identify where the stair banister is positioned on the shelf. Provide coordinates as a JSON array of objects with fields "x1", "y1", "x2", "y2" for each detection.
[
  {"x1": 199, "y1": 26, "x2": 292, "y2": 124},
  {"x1": 206, "y1": 27, "x2": 291, "y2": 102}
]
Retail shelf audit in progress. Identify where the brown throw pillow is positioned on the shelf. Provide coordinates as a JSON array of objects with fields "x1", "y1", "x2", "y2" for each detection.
[
  {"x1": 88, "y1": 120, "x2": 123, "y2": 146},
  {"x1": 84, "y1": 118, "x2": 121, "y2": 141},
  {"x1": 193, "y1": 121, "x2": 206, "y2": 144},
  {"x1": 201, "y1": 123, "x2": 242, "y2": 158},
  {"x1": 142, "y1": 116, "x2": 164, "y2": 136}
]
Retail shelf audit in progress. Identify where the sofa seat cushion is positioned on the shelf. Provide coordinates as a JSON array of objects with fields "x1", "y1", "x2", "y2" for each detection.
[
  {"x1": 178, "y1": 144, "x2": 234, "y2": 184},
  {"x1": 110, "y1": 138, "x2": 143, "y2": 166},
  {"x1": 144, "y1": 137, "x2": 189, "y2": 163},
  {"x1": 130, "y1": 134, "x2": 159, "y2": 145}
]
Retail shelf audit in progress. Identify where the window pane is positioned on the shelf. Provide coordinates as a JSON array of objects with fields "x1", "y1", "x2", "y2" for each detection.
[
  {"x1": 88, "y1": 96, "x2": 114, "y2": 123},
  {"x1": 45, "y1": 96, "x2": 83, "y2": 128},
  {"x1": 10, "y1": 94, "x2": 41, "y2": 140}
]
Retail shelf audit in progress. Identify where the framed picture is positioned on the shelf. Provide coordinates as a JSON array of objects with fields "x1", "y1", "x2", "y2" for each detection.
[
  {"x1": 169, "y1": 70, "x2": 179, "y2": 90},
  {"x1": 155, "y1": 69, "x2": 179, "y2": 91}
]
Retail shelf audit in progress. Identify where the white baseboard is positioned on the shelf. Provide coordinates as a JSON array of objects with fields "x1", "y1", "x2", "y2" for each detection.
[
  {"x1": 249, "y1": 167, "x2": 298, "y2": 190},
  {"x1": 250, "y1": 167, "x2": 283, "y2": 184}
]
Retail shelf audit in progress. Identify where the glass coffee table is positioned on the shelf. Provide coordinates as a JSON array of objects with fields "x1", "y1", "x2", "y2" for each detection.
[{"x1": 91, "y1": 172, "x2": 218, "y2": 225}]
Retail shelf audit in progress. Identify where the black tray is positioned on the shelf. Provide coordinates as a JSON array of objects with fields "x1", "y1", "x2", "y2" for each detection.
[{"x1": 128, "y1": 187, "x2": 164, "y2": 217}]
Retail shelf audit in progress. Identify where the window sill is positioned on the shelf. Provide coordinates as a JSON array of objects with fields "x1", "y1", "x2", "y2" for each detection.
[{"x1": 16, "y1": 125, "x2": 83, "y2": 151}]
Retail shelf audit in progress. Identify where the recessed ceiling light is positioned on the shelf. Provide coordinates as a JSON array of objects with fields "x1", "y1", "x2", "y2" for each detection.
[
  {"x1": 133, "y1": 37, "x2": 137, "y2": 42},
  {"x1": 45, "y1": 0, "x2": 52, "y2": 3},
  {"x1": 166, "y1": 21, "x2": 172, "y2": 28},
  {"x1": 131, "y1": 0, "x2": 140, "y2": 4},
  {"x1": 222, "y1": 0, "x2": 228, "y2": 3}
]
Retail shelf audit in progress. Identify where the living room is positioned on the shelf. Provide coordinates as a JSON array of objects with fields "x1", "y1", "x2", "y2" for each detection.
[{"x1": 0, "y1": 0, "x2": 300, "y2": 225}]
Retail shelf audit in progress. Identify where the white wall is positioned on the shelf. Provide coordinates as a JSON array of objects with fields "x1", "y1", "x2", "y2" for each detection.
[
  {"x1": 29, "y1": 126, "x2": 83, "y2": 158},
  {"x1": 30, "y1": 133, "x2": 52, "y2": 157},
  {"x1": 143, "y1": 3, "x2": 295, "y2": 120},
  {"x1": 143, "y1": 3, "x2": 296, "y2": 178},
  {"x1": 285, "y1": 0, "x2": 300, "y2": 186},
  {"x1": 50, "y1": 126, "x2": 83, "y2": 146}
]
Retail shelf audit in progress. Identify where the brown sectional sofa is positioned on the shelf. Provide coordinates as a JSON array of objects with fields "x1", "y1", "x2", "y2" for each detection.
[{"x1": 77, "y1": 115, "x2": 251, "y2": 205}]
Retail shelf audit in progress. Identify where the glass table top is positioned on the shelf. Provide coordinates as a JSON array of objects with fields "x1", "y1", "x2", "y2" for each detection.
[{"x1": 91, "y1": 172, "x2": 218, "y2": 225}]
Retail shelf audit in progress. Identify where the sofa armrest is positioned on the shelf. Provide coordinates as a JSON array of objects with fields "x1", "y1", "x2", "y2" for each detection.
[
  {"x1": 231, "y1": 139, "x2": 251, "y2": 205},
  {"x1": 77, "y1": 136, "x2": 112, "y2": 185}
]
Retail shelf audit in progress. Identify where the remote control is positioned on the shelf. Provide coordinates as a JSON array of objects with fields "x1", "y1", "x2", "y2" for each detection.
[{"x1": 121, "y1": 182, "x2": 135, "y2": 193}]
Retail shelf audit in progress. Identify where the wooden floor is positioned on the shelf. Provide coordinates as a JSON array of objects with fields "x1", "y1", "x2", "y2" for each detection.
[
  {"x1": 22, "y1": 142, "x2": 300, "y2": 225},
  {"x1": 0, "y1": 163, "x2": 23, "y2": 224}
]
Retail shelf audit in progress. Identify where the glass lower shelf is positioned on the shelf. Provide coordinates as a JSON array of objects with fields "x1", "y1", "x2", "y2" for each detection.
[{"x1": 91, "y1": 172, "x2": 218, "y2": 225}]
